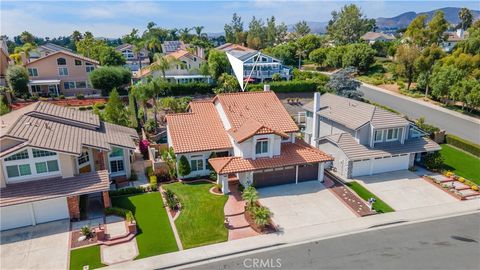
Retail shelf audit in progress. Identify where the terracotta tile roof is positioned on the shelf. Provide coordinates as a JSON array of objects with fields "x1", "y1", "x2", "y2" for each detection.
[
  {"x1": 216, "y1": 43, "x2": 255, "y2": 52},
  {"x1": 209, "y1": 141, "x2": 333, "y2": 174},
  {"x1": 25, "y1": 50, "x2": 99, "y2": 66},
  {"x1": 215, "y1": 91, "x2": 299, "y2": 134},
  {"x1": 228, "y1": 118, "x2": 288, "y2": 143},
  {"x1": 166, "y1": 100, "x2": 232, "y2": 154},
  {"x1": 167, "y1": 49, "x2": 190, "y2": 59},
  {"x1": 0, "y1": 170, "x2": 110, "y2": 207}
]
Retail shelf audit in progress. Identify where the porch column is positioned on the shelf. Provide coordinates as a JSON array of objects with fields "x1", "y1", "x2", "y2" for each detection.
[
  {"x1": 295, "y1": 165, "x2": 299, "y2": 184},
  {"x1": 318, "y1": 162, "x2": 325, "y2": 182},
  {"x1": 102, "y1": 191, "x2": 111, "y2": 208},
  {"x1": 219, "y1": 174, "x2": 229, "y2": 194},
  {"x1": 67, "y1": 196, "x2": 80, "y2": 220},
  {"x1": 55, "y1": 84, "x2": 59, "y2": 96},
  {"x1": 28, "y1": 84, "x2": 33, "y2": 95}
]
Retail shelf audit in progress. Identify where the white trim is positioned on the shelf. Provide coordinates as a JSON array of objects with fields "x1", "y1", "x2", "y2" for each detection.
[
  {"x1": 2, "y1": 147, "x2": 60, "y2": 183},
  {"x1": 373, "y1": 129, "x2": 383, "y2": 143}
]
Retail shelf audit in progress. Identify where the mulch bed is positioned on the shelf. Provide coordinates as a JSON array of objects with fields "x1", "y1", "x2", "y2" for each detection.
[
  {"x1": 422, "y1": 177, "x2": 464, "y2": 200},
  {"x1": 11, "y1": 98, "x2": 110, "y2": 110},
  {"x1": 70, "y1": 230, "x2": 98, "y2": 249},
  {"x1": 243, "y1": 202, "x2": 277, "y2": 234}
]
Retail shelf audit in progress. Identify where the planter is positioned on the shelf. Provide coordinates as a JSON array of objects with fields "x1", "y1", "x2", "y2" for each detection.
[
  {"x1": 127, "y1": 221, "x2": 137, "y2": 235},
  {"x1": 243, "y1": 202, "x2": 277, "y2": 234},
  {"x1": 94, "y1": 227, "x2": 106, "y2": 241}
]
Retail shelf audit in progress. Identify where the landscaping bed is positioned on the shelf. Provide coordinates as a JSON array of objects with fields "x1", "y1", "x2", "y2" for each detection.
[
  {"x1": 70, "y1": 229, "x2": 99, "y2": 249},
  {"x1": 440, "y1": 144, "x2": 480, "y2": 185},
  {"x1": 244, "y1": 202, "x2": 277, "y2": 234},
  {"x1": 69, "y1": 245, "x2": 105, "y2": 270},
  {"x1": 345, "y1": 181, "x2": 395, "y2": 213}
]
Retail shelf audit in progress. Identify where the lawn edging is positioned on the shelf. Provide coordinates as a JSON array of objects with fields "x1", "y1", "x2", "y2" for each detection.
[{"x1": 159, "y1": 186, "x2": 184, "y2": 250}]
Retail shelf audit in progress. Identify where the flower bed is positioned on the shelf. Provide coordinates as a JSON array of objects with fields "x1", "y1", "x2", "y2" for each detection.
[
  {"x1": 70, "y1": 228, "x2": 99, "y2": 249},
  {"x1": 244, "y1": 201, "x2": 277, "y2": 234},
  {"x1": 423, "y1": 174, "x2": 479, "y2": 200}
]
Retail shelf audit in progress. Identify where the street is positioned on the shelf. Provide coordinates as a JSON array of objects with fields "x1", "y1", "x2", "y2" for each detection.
[
  {"x1": 188, "y1": 213, "x2": 480, "y2": 270},
  {"x1": 360, "y1": 85, "x2": 480, "y2": 144}
]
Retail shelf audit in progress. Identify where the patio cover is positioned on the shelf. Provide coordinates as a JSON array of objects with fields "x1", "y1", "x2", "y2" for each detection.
[{"x1": 28, "y1": 79, "x2": 61, "y2": 85}]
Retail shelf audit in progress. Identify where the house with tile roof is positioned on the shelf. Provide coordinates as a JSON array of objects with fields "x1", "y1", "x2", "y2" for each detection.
[
  {"x1": 360, "y1": 32, "x2": 396, "y2": 44},
  {"x1": 166, "y1": 90, "x2": 333, "y2": 194},
  {"x1": 24, "y1": 50, "x2": 100, "y2": 97},
  {"x1": 115, "y1": 43, "x2": 150, "y2": 72},
  {"x1": 441, "y1": 29, "x2": 469, "y2": 52},
  {"x1": 0, "y1": 102, "x2": 138, "y2": 231},
  {"x1": 303, "y1": 93, "x2": 440, "y2": 179}
]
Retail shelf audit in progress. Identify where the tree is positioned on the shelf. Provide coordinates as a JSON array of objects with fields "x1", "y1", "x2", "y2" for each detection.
[
  {"x1": 127, "y1": 93, "x2": 138, "y2": 128},
  {"x1": 150, "y1": 53, "x2": 182, "y2": 78},
  {"x1": 247, "y1": 16, "x2": 265, "y2": 49},
  {"x1": 456, "y1": 22, "x2": 480, "y2": 55},
  {"x1": 430, "y1": 65, "x2": 466, "y2": 103},
  {"x1": 161, "y1": 147, "x2": 177, "y2": 180},
  {"x1": 341, "y1": 43, "x2": 376, "y2": 72},
  {"x1": 89, "y1": 66, "x2": 132, "y2": 96},
  {"x1": 325, "y1": 46, "x2": 346, "y2": 68},
  {"x1": 213, "y1": 73, "x2": 239, "y2": 94},
  {"x1": 309, "y1": 47, "x2": 328, "y2": 67},
  {"x1": 424, "y1": 152, "x2": 444, "y2": 171},
  {"x1": 193, "y1": 26, "x2": 206, "y2": 38},
  {"x1": 465, "y1": 81, "x2": 480, "y2": 112},
  {"x1": 99, "y1": 47, "x2": 126, "y2": 66},
  {"x1": 75, "y1": 32, "x2": 108, "y2": 60},
  {"x1": 415, "y1": 44, "x2": 445, "y2": 97},
  {"x1": 207, "y1": 50, "x2": 230, "y2": 80},
  {"x1": 327, "y1": 4, "x2": 375, "y2": 45},
  {"x1": 13, "y1": 42, "x2": 36, "y2": 59},
  {"x1": 6, "y1": 66, "x2": 29, "y2": 96},
  {"x1": 293, "y1": 21, "x2": 311, "y2": 38},
  {"x1": 271, "y1": 73, "x2": 282, "y2": 81},
  {"x1": 263, "y1": 42, "x2": 297, "y2": 66},
  {"x1": 19, "y1": 31, "x2": 35, "y2": 44},
  {"x1": 178, "y1": 155, "x2": 191, "y2": 177},
  {"x1": 458, "y1": 8, "x2": 473, "y2": 30},
  {"x1": 326, "y1": 67, "x2": 363, "y2": 100},
  {"x1": 225, "y1": 13, "x2": 245, "y2": 44},
  {"x1": 404, "y1": 15, "x2": 428, "y2": 47},
  {"x1": 395, "y1": 44, "x2": 421, "y2": 90},
  {"x1": 103, "y1": 88, "x2": 129, "y2": 126},
  {"x1": 297, "y1": 34, "x2": 324, "y2": 56},
  {"x1": 427, "y1": 11, "x2": 449, "y2": 45},
  {"x1": 252, "y1": 206, "x2": 272, "y2": 228},
  {"x1": 0, "y1": 95, "x2": 10, "y2": 116},
  {"x1": 161, "y1": 96, "x2": 192, "y2": 113}
]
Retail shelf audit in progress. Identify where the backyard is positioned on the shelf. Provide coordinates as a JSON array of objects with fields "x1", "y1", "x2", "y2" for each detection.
[
  {"x1": 441, "y1": 144, "x2": 480, "y2": 185},
  {"x1": 164, "y1": 181, "x2": 228, "y2": 249},
  {"x1": 345, "y1": 181, "x2": 395, "y2": 213}
]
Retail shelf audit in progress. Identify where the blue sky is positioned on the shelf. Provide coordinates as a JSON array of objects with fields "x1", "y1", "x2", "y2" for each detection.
[{"x1": 1, "y1": 1, "x2": 479, "y2": 38}]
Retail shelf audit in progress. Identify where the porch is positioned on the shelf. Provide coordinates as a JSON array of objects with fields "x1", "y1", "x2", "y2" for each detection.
[{"x1": 28, "y1": 79, "x2": 60, "y2": 96}]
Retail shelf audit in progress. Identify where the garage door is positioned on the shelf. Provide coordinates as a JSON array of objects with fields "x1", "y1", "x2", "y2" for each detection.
[
  {"x1": 351, "y1": 159, "x2": 371, "y2": 177},
  {"x1": 32, "y1": 197, "x2": 69, "y2": 224},
  {"x1": 0, "y1": 204, "x2": 33, "y2": 231},
  {"x1": 298, "y1": 163, "x2": 318, "y2": 182},
  {"x1": 253, "y1": 167, "x2": 296, "y2": 188},
  {"x1": 372, "y1": 154, "x2": 409, "y2": 174}
]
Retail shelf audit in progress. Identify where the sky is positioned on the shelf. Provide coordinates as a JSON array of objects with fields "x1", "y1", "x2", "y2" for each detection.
[{"x1": 1, "y1": 0, "x2": 479, "y2": 38}]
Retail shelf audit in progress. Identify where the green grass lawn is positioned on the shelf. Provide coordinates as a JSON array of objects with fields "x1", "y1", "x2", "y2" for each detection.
[
  {"x1": 345, "y1": 181, "x2": 395, "y2": 213},
  {"x1": 111, "y1": 192, "x2": 179, "y2": 259},
  {"x1": 69, "y1": 246, "x2": 104, "y2": 270},
  {"x1": 164, "y1": 181, "x2": 228, "y2": 249},
  {"x1": 441, "y1": 144, "x2": 480, "y2": 185}
]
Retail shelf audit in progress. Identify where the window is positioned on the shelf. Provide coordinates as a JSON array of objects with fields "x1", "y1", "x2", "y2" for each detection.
[
  {"x1": 28, "y1": 68, "x2": 38, "y2": 77},
  {"x1": 78, "y1": 151, "x2": 90, "y2": 166},
  {"x1": 6, "y1": 164, "x2": 32, "y2": 178},
  {"x1": 386, "y1": 128, "x2": 400, "y2": 141},
  {"x1": 34, "y1": 160, "x2": 59, "y2": 174},
  {"x1": 190, "y1": 155, "x2": 204, "y2": 172},
  {"x1": 110, "y1": 160, "x2": 124, "y2": 173},
  {"x1": 86, "y1": 63, "x2": 95, "y2": 73},
  {"x1": 63, "y1": 81, "x2": 75, "y2": 90},
  {"x1": 32, "y1": 148, "x2": 56, "y2": 158},
  {"x1": 255, "y1": 139, "x2": 269, "y2": 155},
  {"x1": 75, "y1": 81, "x2": 87, "y2": 89},
  {"x1": 31, "y1": 85, "x2": 42, "y2": 93},
  {"x1": 374, "y1": 130, "x2": 383, "y2": 142},
  {"x1": 5, "y1": 150, "x2": 29, "y2": 161},
  {"x1": 58, "y1": 67, "x2": 68, "y2": 76},
  {"x1": 75, "y1": 59, "x2": 82, "y2": 66},
  {"x1": 57, "y1": 57, "x2": 66, "y2": 66}
]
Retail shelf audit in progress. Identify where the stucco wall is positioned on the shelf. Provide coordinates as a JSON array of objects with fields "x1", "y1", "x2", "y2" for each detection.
[
  {"x1": 0, "y1": 160, "x2": 5, "y2": 188},
  {"x1": 318, "y1": 141, "x2": 348, "y2": 177},
  {"x1": 318, "y1": 117, "x2": 354, "y2": 138},
  {"x1": 58, "y1": 153, "x2": 76, "y2": 178},
  {"x1": 356, "y1": 124, "x2": 371, "y2": 145}
]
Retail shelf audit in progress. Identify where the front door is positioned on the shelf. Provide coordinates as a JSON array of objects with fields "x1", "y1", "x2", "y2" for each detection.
[{"x1": 48, "y1": 85, "x2": 57, "y2": 95}]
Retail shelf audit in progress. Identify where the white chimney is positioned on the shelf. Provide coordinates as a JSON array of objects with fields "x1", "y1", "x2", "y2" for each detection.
[
  {"x1": 456, "y1": 28, "x2": 464, "y2": 39},
  {"x1": 264, "y1": 84, "x2": 270, "y2": 92},
  {"x1": 310, "y1": 92, "x2": 321, "y2": 147}
]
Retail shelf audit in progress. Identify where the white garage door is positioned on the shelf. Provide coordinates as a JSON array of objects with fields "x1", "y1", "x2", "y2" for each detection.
[
  {"x1": 351, "y1": 159, "x2": 371, "y2": 177},
  {"x1": 1, "y1": 197, "x2": 69, "y2": 231},
  {"x1": 32, "y1": 197, "x2": 69, "y2": 224},
  {"x1": 0, "y1": 204, "x2": 33, "y2": 231},
  {"x1": 372, "y1": 155, "x2": 409, "y2": 175}
]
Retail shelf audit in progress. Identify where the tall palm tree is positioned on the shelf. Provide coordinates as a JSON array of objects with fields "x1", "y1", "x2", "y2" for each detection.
[
  {"x1": 132, "y1": 39, "x2": 146, "y2": 70},
  {"x1": 168, "y1": 28, "x2": 178, "y2": 40},
  {"x1": 14, "y1": 43, "x2": 36, "y2": 59},
  {"x1": 193, "y1": 26, "x2": 206, "y2": 38},
  {"x1": 150, "y1": 53, "x2": 183, "y2": 79},
  {"x1": 146, "y1": 37, "x2": 161, "y2": 54},
  {"x1": 179, "y1": 27, "x2": 192, "y2": 43}
]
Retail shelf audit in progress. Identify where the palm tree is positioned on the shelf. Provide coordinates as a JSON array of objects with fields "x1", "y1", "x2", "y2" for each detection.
[
  {"x1": 168, "y1": 28, "x2": 178, "y2": 40},
  {"x1": 193, "y1": 26, "x2": 206, "y2": 38},
  {"x1": 146, "y1": 37, "x2": 161, "y2": 54},
  {"x1": 253, "y1": 206, "x2": 272, "y2": 228},
  {"x1": 150, "y1": 53, "x2": 183, "y2": 79},
  {"x1": 179, "y1": 27, "x2": 192, "y2": 42},
  {"x1": 14, "y1": 43, "x2": 35, "y2": 59},
  {"x1": 133, "y1": 39, "x2": 146, "y2": 70},
  {"x1": 131, "y1": 83, "x2": 151, "y2": 123},
  {"x1": 241, "y1": 186, "x2": 258, "y2": 209}
]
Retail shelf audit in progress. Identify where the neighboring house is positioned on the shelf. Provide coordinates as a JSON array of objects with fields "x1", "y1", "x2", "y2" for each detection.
[
  {"x1": 161, "y1": 40, "x2": 187, "y2": 54},
  {"x1": 24, "y1": 50, "x2": 100, "y2": 97},
  {"x1": 1, "y1": 38, "x2": 10, "y2": 87},
  {"x1": 361, "y1": 32, "x2": 396, "y2": 44},
  {"x1": 217, "y1": 43, "x2": 292, "y2": 83},
  {"x1": 29, "y1": 43, "x2": 73, "y2": 61},
  {"x1": 136, "y1": 49, "x2": 211, "y2": 84},
  {"x1": 166, "y1": 89, "x2": 333, "y2": 194},
  {"x1": 115, "y1": 43, "x2": 150, "y2": 72},
  {"x1": 441, "y1": 29, "x2": 468, "y2": 52},
  {"x1": 0, "y1": 102, "x2": 138, "y2": 231},
  {"x1": 303, "y1": 93, "x2": 440, "y2": 179}
]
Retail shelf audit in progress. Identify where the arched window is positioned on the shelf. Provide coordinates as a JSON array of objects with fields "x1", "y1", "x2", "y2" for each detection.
[{"x1": 57, "y1": 57, "x2": 66, "y2": 66}]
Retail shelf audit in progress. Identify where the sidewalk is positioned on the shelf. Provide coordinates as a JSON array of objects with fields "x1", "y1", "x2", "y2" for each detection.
[{"x1": 101, "y1": 199, "x2": 479, "y2": 270}]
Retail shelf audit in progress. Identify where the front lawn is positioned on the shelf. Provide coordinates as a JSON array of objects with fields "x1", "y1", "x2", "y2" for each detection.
[
  {"x1": 164, "y1": 181, "x2": 228, "y2": 249},
  {"x1": 441, "y1": 144, "x2": 480, "y2": 185},
  {"x1": 345, "y1": 181, "x2": 395, "y2": 213},
  {"x1": 69, "y1": 246, "x2": 104, "y2": 270},
  {"x1": 112, "y1": 192, "x2": 179, "y2": 259}
]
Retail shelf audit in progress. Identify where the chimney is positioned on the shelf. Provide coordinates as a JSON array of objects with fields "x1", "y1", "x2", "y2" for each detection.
[
  {"x1": 310, "y1": 92, "x2": 321, "y2": 147},
  {"x1": 196, "y1": 47, "x2": 205, "y2": 59},
  {"x1": 456, "y1": 28, "x2": 464, "y2": 39},
  {"x1": 264, "y1": 84, "x2": 270, "y2": 92},
  {"x1": 20, "y1": 52, "x2": 29, "y2": 65}
]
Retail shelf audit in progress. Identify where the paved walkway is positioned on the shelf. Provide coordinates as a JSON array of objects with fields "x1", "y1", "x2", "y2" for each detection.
[
  {"x1": 224, "y1": 183, "x2": 259, "y2": 240},
  {"x1": 324, "y1": 174, "x2": 373, "y2": 217},
  {"x1": 105, "y1": 215, "x2": 127, "y2": 238},
  {"x1": 101, "y1": 239, "x2": 139, "y2": 265}
]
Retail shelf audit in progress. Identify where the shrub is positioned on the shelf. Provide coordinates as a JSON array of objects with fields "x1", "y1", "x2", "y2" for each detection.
[
  {"x1": 59, "y1": 95, "x2": 65, "y2": 99},
  {"x1": 89, "y1": 66, "x2": 132, "y2": 96},
  {"x1": 109, "y1": 186, "x2": 145, "y2": 197},
  {"x1": 76, "y1": 93, "x2": 85, "y2": 99},
  {"x1": 178, "y1": 155, "x2": 191, "y2": 177},
  {"x1": 78, "y1": 106, "x2": 87, "y2": 111},
  {"x1": 85, "y1": 105, "x2": 93, "y2": 110},
  {"x1": 163, "y1": 189, "x2": 180, "y2": 210},
  {"x1": 209, "y1": 171, "x2": 217, "y2": 181},
  {"x1": 144, "y1": 119, "x2": 157, "y2": 134},
  {"x1": 424, "y1": 152, "x2": 444, "y2": 171},
  {"x1": 252, "y1": 205, "x2": 272, "y2": 228},
  {"x1": 31, "y1": 95, "x2": 39, "y2": 101},
  {"x1": 445, "y1": 171, "x2": 454, "y2": 178},
  {"x1": 472, "y1": 185, "x2": 479, "y2": 191},
  {"x1": 95, "y1": 103, "x2": 106, "y2": 110},
  {"x1": 80, "y1": 226, "x2": 93, "y2": 238},
  {"x1": 129, "y1": 170, "x2": 138, "y2": 181},
  {"x1": 39, "y1": 97, "x2": 49, "y2": 101},
  {"x1": 458, "y1": 177, "x2": 465, "y2": 183},
  {"x1": 139, "y1": 139, "x2": 150, "y2": 159},
  {"x1": 415, "y1": 117, "x2": 440, "y2": 135},
  {"x1": 6, "y1": 65, "x2": 29, "y2": 96},
  {"x1": 242, "y1": 186, "x2": 259, "y2": 209},
  {"x1": 105, "y1": 207, "x2": 135, "y2": 222},
  {"x1": 246, "y1": 80, "x2": 320, "y2": 93},
  {"x1": 169, "y1": 82, "x2": 215, "y2": 96},
  {"x1": 149, "y1": 175, "x2": 157, "y2": 185},
  {"x1": 445, "y1": 134, "x2": 480, "y2": 158},
  {"x1": 150, "y1": 183, "x2": 158, "y2": 192}
]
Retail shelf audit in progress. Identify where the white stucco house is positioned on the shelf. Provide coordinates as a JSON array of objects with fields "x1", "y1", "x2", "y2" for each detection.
[{"x1": 303, "y1": 93, "x2": 441, "y2": 178}]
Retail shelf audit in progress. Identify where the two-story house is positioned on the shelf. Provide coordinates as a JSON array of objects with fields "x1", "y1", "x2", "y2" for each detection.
[
  {"x1": 25, "y1": 50, "x2": 100, "y2": 97},
  {"x1": 115, "y1": 43, "x2": 150, "y2": 72},
  {"x1": 136, "y1": 49, "x2": 212, "y2": 84},
  {"x1": 303, "y1": 93, "x2": 441, "y2": 178},
  {"x1": 0, "y1": 102, "x2": 138, "y2": 231},
  {"x1": 166, "y1": 89, "x2": 333, "y2": 194},
  {"x1": 217, "y1": 43, "x2": 292, "y2": 83}
]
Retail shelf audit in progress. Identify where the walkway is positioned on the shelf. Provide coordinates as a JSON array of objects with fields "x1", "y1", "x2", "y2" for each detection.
[
  {"x1": 100, "y1": 216, "x2": 139, "y2": 265},
  {"x1": 131, "y1": 150, "x2": 149, "y2": 187},
  {"x1": 224, "y1": 182, "x2": 259, "y2": 240}
]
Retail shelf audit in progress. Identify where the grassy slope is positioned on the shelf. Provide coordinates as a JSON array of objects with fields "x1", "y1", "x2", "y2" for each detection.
[
  {"x1": 441, "y1": 144, "x2": 480, "y2": 185},
  {"x1": 165, "y1": 181, "x2": 228, "y2": 249},
  {"x1": 69, "y1": 246, "x2": 104, "y2": 270},
  {"x1": 345, "y1": 181, "x2": 395, "y2": 213},
  {"x1": 112, "y1": 192, "x2": 178, "y2": 259}
]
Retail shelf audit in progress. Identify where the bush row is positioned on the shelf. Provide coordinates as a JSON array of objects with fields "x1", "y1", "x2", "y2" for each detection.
[
  {"x1": 446, "y1": 134, "x2": 480, "y2": 157},
  {"x1": 246, "y1": 81, "x2": 322, "y2": 93},
  {"x1": 104, "y1": 207, "x2": 135, "y2": 222},
  {"x1": 109, "y1": 186, "x2": 146, "y2": 197}
]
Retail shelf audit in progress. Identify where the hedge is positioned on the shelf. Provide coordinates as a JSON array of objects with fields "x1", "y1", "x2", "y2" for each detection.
[
  {"x1": 445, "y1": 134, "x2": 480, "y2": 157},
  {"x1": 246, "y1": 81, "x2": 321, "y2": 93},
  {"x1": 104, "y1": 207, "x2": 135, "y2": 222},
  {"x1": 168, "y1": 82, "x2": 215, "y2": 96},
  {"x1": 109, "y1": 186, "x2": 146, "y2": 197}
]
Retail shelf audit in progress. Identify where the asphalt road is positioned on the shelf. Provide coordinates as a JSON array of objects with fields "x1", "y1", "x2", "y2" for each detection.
[
  {"x1": 188, "y1": 213, "x2": 480, "y2": 270},
  {"x1": 359, "y1": 85, "x2": 480, "y2": 144}
]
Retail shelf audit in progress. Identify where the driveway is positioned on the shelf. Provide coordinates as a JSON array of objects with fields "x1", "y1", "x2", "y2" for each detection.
[
  {"x1": 0, "y1": 219, "x2": 70, "y2": 270},
  {"x1": 355, "y1": 170, "x2": 457, "y2": 211},
  {"x1": 258, "y1": 181, "x2": 357, "y2": 231}
]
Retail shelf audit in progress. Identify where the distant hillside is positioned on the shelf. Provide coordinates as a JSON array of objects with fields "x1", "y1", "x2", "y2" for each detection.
[
  {"x1": 287, "y1": 21, "x2": 329, "y2": 34},
  {"x1": 376, "y1": 7, "x2": 480, "y2": 29}
]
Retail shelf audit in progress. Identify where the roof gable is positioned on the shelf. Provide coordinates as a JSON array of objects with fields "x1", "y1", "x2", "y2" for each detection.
[{"x1": 26, "y1": 50, "x2": 99, "y2": 66}]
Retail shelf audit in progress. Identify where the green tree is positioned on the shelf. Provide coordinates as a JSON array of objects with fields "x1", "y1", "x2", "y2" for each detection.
[
  {"x1": 465, "y1": 80, "x2": 480, "y2": 112},
  {"x1": 75, "y1": 32, "x2": 108, "y2": 60},
  {"x1": 326, "y1": 67, "x2": 362, "y2": 100},
  {"x1": 150, "y1": 53, "x2": 182, "y2": 78},
  {"x1": 327, "y1": 4, "x2": 375, "y2": 45},
  {"x1": 430, "y1": 65, "x2": 466, "y2": 103},
  {"x1": 99, "y1": 47, "x2": 126, "y2": 66},
  {"x1": 342, "y1": 43, "x2": 376, "y2": 72},
  {"x1": 325, "y1": 46, "x2": 346, "y2": 68},
  {"x1": 293, "y1": 21, "x2": 311, "y2": 38},
  {"x1": 207, "y1": 50, "x2": 230, "y2": 80},
  {"x1": 415, "y1": 44, "x2": 445, "y2": 97},
  {"x1": 89, "y1": 66, "x2": 132, "y2": 96},
  {"x1": 103, "y1": 88, "x2": 130, "y2": 126},
  {"x1": 456, "y1": 23, "x2": 480, "y2": 55},
  {"x1": 395, "y1": 44, "x2": 421, "y2": 90},
  {"x1": 458, "y1": 8, "x2": 473, "y2": 30},
  {"x1": 297, "y1": 34, "x2": 324, "y2": 56},
  {"x1": 213, "y1": 73, "x2": 239, "y2": 94},
  {"x1": 263, "y1": 42, "x2": 297, "y2": 66},
  {"x1": 0, "y1": 95, "x2": 10, "y2": 116},
  {"x1": 127, "y1": 93, "x2": 138, "y2": 128},
  {"x1": 242, "y1": 186, "x2": 259, "y2": 209},
  {"x1": 247, "y1": 16, "x2": 266, "y2": 49},
  {"x1": 427, "y1": 11, "x2": 449, "y2": 45},
  {"x1": 13, "y1": 42, "x2": 36, "y2": 59},
  {"x1": 271, "y1": 73, "x2": 282, "y2": 81},
  {"x1": 19, "y1": 31, "x2": 35, "y2": 44},
  {"x1": 404, "y1": 15, "x2": 428, "y2": 47},
  {"x1": 309, "y1": 47, "x2": 328, "y2": 67},
  {"x1": 178, "y1": 155, "x2": 191, "y2": 177},
  {"x1": 224, "y1": 13, "x2": 245, "y2": 44},
  {"x1": 6, "y1": 66, "x2": 29, "y2": 96}
]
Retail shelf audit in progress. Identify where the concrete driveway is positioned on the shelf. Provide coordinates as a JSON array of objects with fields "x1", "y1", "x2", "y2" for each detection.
[
  {"x1": 355, "y1": 170, "x2": 457, "y2": 211},
  {"x1": 0, "y1": 219, "x2": 70, "y2": 270},
  {"x1": 258, "y1": 181, "x2": 357, "y2": 231}
]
